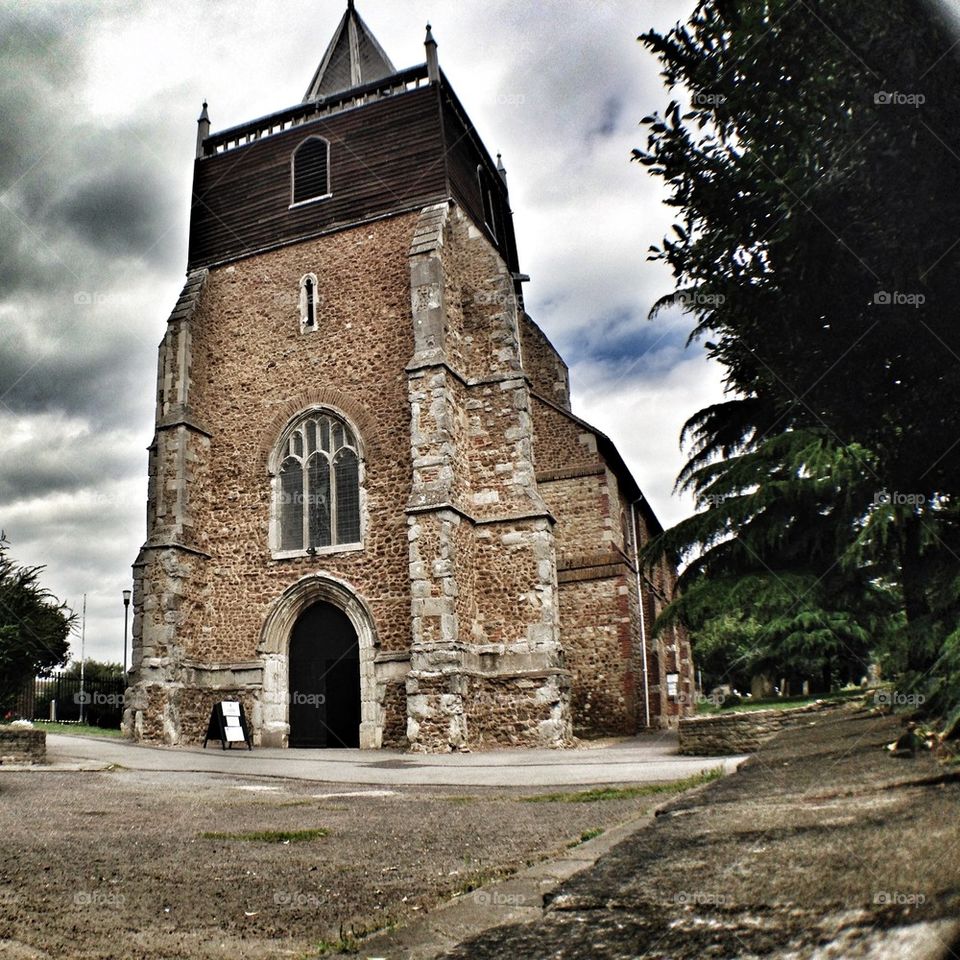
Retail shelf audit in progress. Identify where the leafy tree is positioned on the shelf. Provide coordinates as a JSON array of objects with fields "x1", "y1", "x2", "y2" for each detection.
[
  {"x1": 636, "y1": 0, "x2": 960, "y2": 712},
  {"x1": 0, "y1": 535, "x2": 72, "y2": 712},
  {"x1": 62, "y1": 659, "x2": 123, "y2": 683}
]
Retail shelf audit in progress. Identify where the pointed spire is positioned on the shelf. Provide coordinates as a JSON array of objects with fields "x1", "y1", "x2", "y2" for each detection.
[
  {"x1": 425, "y1": 23, "x2": 439, "y2": 83},
  {"x1": 195, "y1": 101, "x2": 210, "y2": 159},
  {"x1": 303, "y1": 3, "x2": 397, "y2": 102},
  {"x1": 496, "y1": 152, "x2": 508, "y2": 186}
]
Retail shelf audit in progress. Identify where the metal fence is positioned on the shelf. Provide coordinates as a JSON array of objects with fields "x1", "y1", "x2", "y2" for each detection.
[{"x1": 13, "y1": 673, "x2": 126, "y2": 728}]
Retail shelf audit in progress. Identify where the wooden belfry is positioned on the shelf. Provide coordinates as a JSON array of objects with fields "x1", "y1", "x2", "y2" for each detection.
[{"x1": 203, "y1": 700, "x2": 253, "y2": 750}]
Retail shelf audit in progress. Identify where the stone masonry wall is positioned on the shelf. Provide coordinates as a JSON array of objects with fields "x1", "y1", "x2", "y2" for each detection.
[
  {"x1": 129, "y1": 213, "x2": 422, "y2": 745},
  {"x1": 184, "y1": 213, "x2": 418, "y2": 663},
  {"x1": 404, "y1": 203, "x2": 570, "y2": 750},
  {"x1": 519, "y1": 315, "x2": 571, "y2": 411},
  {"x1": 558, "y1": 576, "x2": 636, "y2": 737},
  {"x1": 0, "y1": 728, "x2": 46, "y2": 764},
  {"x1": 678, "y1": 702, "x2": 842, "y2": 755}
]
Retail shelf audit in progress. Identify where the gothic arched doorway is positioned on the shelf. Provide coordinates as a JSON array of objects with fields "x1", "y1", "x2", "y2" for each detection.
[{"x1": 288, "y1": 601, "x2": 360, "y2": 748}]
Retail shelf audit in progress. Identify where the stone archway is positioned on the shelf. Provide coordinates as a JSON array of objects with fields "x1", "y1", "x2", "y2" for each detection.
[{"x1": 258, "y1": 573, "x2": 381, "y2": 748}]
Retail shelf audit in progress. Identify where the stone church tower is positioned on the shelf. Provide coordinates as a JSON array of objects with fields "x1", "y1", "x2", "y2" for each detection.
[{"x1": 124, "y1": 3, "x2": 694, "y2": 751}]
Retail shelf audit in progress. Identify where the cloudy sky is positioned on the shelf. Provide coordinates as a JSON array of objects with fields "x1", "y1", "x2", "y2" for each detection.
[{"x1": 0, "y1": 0, "x2": 723, "y2": 664}]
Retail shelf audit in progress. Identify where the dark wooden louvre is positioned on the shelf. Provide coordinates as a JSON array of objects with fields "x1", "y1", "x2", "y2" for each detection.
[{"x1": 293, "y1": 137, "x2": 330, "y2": 205}]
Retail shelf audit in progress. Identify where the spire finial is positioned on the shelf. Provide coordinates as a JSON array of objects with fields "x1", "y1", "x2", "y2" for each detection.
[
  {"x1": 425, "y1": 22, "x2": 439, "y2": 82},
  {"x1": 496, "y1": 152, "x2": 508, "y2": 185},
  {"x1": 196, "y1": 100, "x2": 211, "y2": 159}
]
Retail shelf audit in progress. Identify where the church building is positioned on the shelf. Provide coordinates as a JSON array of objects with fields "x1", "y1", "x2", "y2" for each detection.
[{"x1": 124, "y1": 3, "x2": 694, "y2": 751}]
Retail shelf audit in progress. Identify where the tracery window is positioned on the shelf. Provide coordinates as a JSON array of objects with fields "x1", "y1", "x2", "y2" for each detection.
[{"x1": 276, "y1": 412, "x2": 361, "y2": 552}]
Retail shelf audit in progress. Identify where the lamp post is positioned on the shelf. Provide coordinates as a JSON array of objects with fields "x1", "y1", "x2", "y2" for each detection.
[{"x1": 122, "y1": 589, "x2": 131, "y2": 676}]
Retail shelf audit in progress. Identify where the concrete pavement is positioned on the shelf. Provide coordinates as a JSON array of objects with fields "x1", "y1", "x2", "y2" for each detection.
[{"x1": 32, "y1": 731, "x2": 743, "y2": 787}]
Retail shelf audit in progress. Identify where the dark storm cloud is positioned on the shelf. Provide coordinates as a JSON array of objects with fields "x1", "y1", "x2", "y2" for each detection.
[
  {"x1": 0, "y1": 423, "x2": 144, "y2": 504},
  {"x1": 0, "y1": 319, "x2": 156, "y2": 426},
  {"x1": 0, "y1": 2, "x2": 183, "y2": 428},
  {"x1": 48, "y1": 163, "x2": 174, "y2": 257}
]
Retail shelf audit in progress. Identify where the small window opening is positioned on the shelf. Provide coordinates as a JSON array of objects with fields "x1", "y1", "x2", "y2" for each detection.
[
  {"x1": 299, "y1": 273, "x2": 319, "y2": 332},
  {"x1": 477, "y1": 165, "x2": 499, "y2": 240}
]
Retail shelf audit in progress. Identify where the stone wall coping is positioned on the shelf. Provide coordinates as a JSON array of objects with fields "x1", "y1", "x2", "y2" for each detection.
[
  {"x1": 405, "y1": 356, "x2": 530, "y2": 392},
  {"x1": 375, "y1": 651, "x2": 412, "y2": 664},
  {"x1": 412, "y1": 667, "x2": 572, "y2": 681},
  {"x1": 405, "y1": 500, "x2": 554, "y2": 527},
  {"x1": 181, "y1": 658, "x2": 264, "y2": 672},
  {"x1": 679, "y1": 701, "x2": 833, "y2": 728},
  {"x1": 134, "y1": 542, "x2": 212, "y2": 563}
]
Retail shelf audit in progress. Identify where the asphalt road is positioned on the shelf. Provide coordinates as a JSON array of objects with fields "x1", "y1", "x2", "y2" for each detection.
[{"x1": 40, "y1": 731, "x2": 742, "y2": 787}]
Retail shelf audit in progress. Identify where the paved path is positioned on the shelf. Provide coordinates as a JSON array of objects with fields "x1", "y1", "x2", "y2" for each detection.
[{"x1": 37, "y1": 732, "x2": 742, "y2": 787}]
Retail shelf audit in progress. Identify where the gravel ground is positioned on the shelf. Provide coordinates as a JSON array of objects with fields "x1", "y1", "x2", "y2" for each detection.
[{"x1": 0, "y1": 765, "x2": 698, "y2": 959}]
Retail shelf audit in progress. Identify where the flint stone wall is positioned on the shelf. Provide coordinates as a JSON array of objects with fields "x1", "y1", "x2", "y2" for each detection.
[
  {"x1": 678, "y1": 701, "x2": 845, "y2": 755},
  {"x1": 0, "y1": 728, "x2": 46, "y2": 764}
]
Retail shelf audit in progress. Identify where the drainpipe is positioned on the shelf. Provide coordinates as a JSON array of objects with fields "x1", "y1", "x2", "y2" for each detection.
[{"x1": 630, "y1": 500, "x2": 651, "y2": 729}]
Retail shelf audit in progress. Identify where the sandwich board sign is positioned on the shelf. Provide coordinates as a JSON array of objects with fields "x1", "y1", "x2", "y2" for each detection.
[{"x1": 203, "y1": 700, "x2": 253, "y2": 750}]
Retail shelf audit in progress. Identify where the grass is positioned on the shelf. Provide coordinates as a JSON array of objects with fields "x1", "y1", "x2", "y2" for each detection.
[
  {"x1": 27, "y1": 721, "x2": 124, "y2": 738},
  {"x1": 200, "y1": 828, "x2": 328, "y2": 843},
  {"x1": 695, "y1": 688, "x2": 864, "y2": 716},
  {"x1": 568, "y1": 827, "x2": 605, "y2": 848},
  {"x1": 314, "y1": 937, "x2": 360, "y2": 956},
  {"x1": 520, "y1": 768, "x2": 723, "y2": 804}
]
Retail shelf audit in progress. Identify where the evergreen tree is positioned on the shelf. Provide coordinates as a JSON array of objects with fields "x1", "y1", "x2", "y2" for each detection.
[
  {"x1": 637, "y1": 0, "x2": 960, "y2": 715},
  {"x1": 0, "y1": 535, "x2": 72, "y2": 712}
]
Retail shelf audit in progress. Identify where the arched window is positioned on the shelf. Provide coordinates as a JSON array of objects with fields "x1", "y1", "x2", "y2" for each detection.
[
  {"x1": 299, "y1": 273, "x2": 318, "y2": 331},
  {"x1": 276, "y1": 412, "x2": 361, "y2": 553},
  {"x1": 291, "y1": 136, "x2": 331, "y2": 206}
]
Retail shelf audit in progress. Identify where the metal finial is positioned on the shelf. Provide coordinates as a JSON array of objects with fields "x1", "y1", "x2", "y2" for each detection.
[{"x1": 425, "y1": 22, "x2": 440, "y2": 82}]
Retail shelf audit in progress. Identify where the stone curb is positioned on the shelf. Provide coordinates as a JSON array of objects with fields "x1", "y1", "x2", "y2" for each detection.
[{"x1": 320, "y1": 774, "x2": 733, "y2": 960}]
